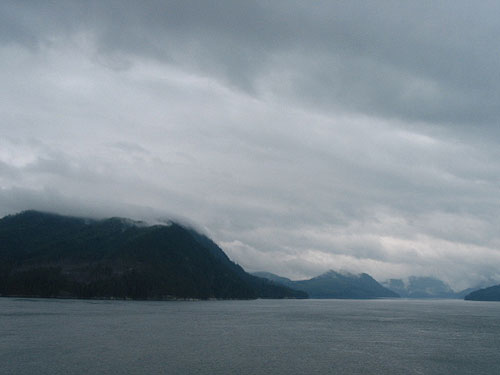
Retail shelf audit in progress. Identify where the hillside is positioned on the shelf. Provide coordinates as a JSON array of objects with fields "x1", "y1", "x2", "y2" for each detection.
[
  {"x1": 464, "y1": 285, "x2": 500, "y2": 301},
  {"x1": 0, "y1": 211, "x2": 307, "y2": 300},
  {"x1": 253, "y1": 270, "x2": 399, "y2": 299}
]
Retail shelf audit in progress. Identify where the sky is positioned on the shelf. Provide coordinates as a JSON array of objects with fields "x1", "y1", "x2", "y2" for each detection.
[{"x1": 2, "y1": 1, "x2": 500, "y2": 289}]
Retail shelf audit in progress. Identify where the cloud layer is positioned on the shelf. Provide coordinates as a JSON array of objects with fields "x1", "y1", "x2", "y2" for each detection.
[{"x1": 2, "y1": 1, "x2": 500, "y2": 289}]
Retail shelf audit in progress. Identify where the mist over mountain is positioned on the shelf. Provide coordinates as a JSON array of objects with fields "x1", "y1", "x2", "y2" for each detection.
[
  {"x1": 382, "y1": 277, "x2": 458, "y2": 299},
  {"x1": 253, "y1": 270, "x2": 399, "y2": 299},
  {"x1": 0, "y1": 211, "x2": 306, "y2": 300},
  {"x1": 3, "y1": 0, "x2": 500, "y2": 295},
  {"x1": 381, "y1": 276, "x2": 497, "y2": 299}
]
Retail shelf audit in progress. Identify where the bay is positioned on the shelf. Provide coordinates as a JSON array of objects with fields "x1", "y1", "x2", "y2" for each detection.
[{"x1": 1, "y1": 298, "x2": 499, "y2": 374}]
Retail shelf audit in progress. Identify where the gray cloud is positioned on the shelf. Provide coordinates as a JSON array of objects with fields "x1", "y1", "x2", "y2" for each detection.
[
  {"x1": 1, "y1": 1, "x2": 500, "y2": 289},
  {"x1": 4, "y1": 1, "x2": 500, "y2": 127}
]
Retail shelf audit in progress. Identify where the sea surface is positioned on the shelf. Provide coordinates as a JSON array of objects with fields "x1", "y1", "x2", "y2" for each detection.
[{"x1": 1, "y1": 297, "x2": 499, "y2": 374}]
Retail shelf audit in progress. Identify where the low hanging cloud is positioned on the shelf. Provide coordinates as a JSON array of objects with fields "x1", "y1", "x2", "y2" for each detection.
[{"x1": 2, "y1": 1, "x2": 500, "y2": 289}]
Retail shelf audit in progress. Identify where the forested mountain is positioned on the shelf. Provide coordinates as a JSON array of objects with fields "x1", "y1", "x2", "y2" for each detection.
[
  {"x1": 0, "y1": 211, "x2": 307, "y2": 300},
  {"x1": 464, "y1": 285, "x2": 500, "y2": 301},
  {"x1": 253, "y1": 270, "x2": 399, "y2": 299}
]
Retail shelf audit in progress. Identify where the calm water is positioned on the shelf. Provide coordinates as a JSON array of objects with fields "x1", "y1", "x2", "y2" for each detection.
[{"x1": 1, "y1": 298, "x2": 500, "y2": 374}]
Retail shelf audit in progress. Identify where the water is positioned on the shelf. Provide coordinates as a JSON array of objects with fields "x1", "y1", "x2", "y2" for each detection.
[{"x1": 1, "y1": 298, "x2": 499, "y2": 374}]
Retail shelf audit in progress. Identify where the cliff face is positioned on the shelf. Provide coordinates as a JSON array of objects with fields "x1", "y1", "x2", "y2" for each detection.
[{"x1": 0, "y1": 211, "x2": 307, "y2": 300}]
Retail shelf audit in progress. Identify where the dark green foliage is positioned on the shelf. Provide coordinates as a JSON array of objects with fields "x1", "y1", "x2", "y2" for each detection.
[
  {"x1": 464, "y1": 285, "x2": 500, "y2": 301},
  {"x1": 0, "y1": 211, "x2": 306, "y2": 300}
]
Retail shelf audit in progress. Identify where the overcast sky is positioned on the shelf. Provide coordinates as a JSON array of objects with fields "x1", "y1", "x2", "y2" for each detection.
[{"x1": 2, "y1": 1, "x2": 500, "y2": 289}]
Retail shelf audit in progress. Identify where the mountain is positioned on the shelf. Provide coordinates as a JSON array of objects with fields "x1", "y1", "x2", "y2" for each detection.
[
  {"x1": 464, "y1": 285, "x2": 500, "y2": 301},
  {"x1": 455, "y1": 287, "x2": 482, "y2": 299},
  {"x1": 253, "y1": 272, "x2": 293, "y2": 285},
  {"x1": 0, "y1": 210, "x2": 307, "y2": 300},
  {"x1": 253, "y1": 270, "x2": 399, "y2": 299},
  {"x1": 382, "y1": 276, "x2": 458, "y2": 298}
]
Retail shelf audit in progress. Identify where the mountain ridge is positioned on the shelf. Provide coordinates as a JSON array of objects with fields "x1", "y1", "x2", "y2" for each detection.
[
  {"x1": 253, "y1": 270, "x2": 399, "y2": 299},
  {"x1": 0, "y1": 210, "x2": 307, "y2": 300},
  {"x1": 381, "y1": 276, "x2": 495, "y2": 299},
  {"x1": 464, "y1": 285, "x2": 500, "y2": 301},
  {"x1": 382, "y1": 276, "x2": 458, "y2": 299}
]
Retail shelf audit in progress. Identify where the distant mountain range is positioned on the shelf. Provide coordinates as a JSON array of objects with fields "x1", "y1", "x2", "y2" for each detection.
[
  {"x1": 0, "y1": 211, "x2": 306, "y2": 300},
  {"x1": 382, "y1": 277, "x2": 458, "y2": 298},
  {"x1": 382, "y1": 277, "x2": 496, "y2": 299},
  {"x1": 3, "y1": 210, "x2": 497, "y2": 302},
  {"x1": 253, "y1": 270, "x2": 399, "y2": 299}
]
